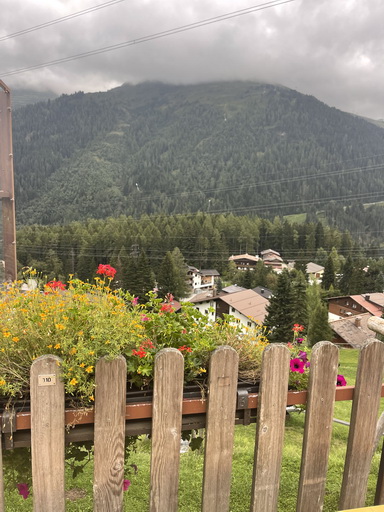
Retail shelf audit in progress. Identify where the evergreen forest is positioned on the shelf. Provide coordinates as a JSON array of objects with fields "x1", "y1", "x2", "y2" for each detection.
[{"x1": 10, "y1": 81, "x2": 384, "y2": 248}]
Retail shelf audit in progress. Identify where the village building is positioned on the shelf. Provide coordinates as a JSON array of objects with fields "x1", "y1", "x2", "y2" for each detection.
[
  {"x1": 260, "y1": 249, "x2": 284, "y2": 271},
  {"x1": 329, "y1": 313, "x2": 377, "y2": 348},
  {"x1": 306, "y1": 262, "x2": 324, "y2": 282},
  {"x1": 190, "y1": 288, "x2": 269, "y2": 331},
  {"x1": 228, "y1": 253, "x2": 259, "y2": 271},
  {"x1": 186, "y1": 266, "x2": 220, "y2": 294},
  {"x1": 328, "y1": 294, "x2": 384, "y2": 318}
]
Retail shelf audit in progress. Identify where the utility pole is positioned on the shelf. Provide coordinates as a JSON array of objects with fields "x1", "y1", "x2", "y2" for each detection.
[{"x1": 0, "y1": 81, "x2": 17, "y2": 282}]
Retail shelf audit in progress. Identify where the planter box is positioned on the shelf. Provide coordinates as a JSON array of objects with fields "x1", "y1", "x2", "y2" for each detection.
[{"x1": 2, "y1": 384, "x2": 382, "y2": 449}]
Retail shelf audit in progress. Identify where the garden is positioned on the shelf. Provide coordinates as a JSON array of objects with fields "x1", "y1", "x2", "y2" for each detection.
[{"x1": 0, "y1": 265, "x2": 360, "y2": 511}]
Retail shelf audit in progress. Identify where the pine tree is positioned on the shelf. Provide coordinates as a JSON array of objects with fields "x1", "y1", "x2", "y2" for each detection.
[
  {"x1": 291, "y1": 271, "x2": 308, "y2": 330},
  {"x1": 264, "y1": 270, "x2": 295, "y2": 343},
  {"x1": 157, "y1": 252, "x2": 180, "y2": 299},
  {"x1": 307, "y1": 302, "x2": 333, "y2": 346},
  {"x1": 322, "y1": 255, "x2": 335, "y2": 290},
  {"x1": 339, "y1": 256, "x2": 354, "y2": 295}
]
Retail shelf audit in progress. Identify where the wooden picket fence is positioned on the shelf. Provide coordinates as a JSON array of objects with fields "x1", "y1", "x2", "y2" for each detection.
[{"x1": 0, "y1": 340, "x2": 384, "y2": 511}]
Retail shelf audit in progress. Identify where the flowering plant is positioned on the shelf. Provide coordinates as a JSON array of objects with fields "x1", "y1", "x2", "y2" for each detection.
[{"x1": 0, "y1": 268, "x2": 270, "y2": 405}]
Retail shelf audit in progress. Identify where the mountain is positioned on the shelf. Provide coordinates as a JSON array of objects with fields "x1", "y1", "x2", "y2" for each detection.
[
  {"x1": 12, "y1": 89, "x2": 58, "y2": 109},
  {"x1": 11, "y1": 81, "x2": 384, "y2": 226}
]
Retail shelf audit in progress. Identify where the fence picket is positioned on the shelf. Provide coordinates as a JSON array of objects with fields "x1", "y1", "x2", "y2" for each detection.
[
  {"x1": 201, "y1": 346, "x2": 239, "y2": 512},
  {"x1": 0, "y1": 432, "x2": 4, "y2": 512},
  {"x1": 374, "y1": 440, "x2": 384, "y2": 505},
  {"x1": 93, "y1": 356, "x2": 127, "y2": 512},
  {"x1": 150, "y1": 348, "x2": 184, "y2": 512},
  {"x1": 296, "y1": 341, "x2": 339, "y2": 512},
  {"x1": 339, "y1": 341, "x2": 384, "y2": 510},
  {"x1": 250, "y1": 344, "x2": 290, "y2": 512},
  {"x1": 30, "y1": 355, "x2": 65, "y2": 512}
]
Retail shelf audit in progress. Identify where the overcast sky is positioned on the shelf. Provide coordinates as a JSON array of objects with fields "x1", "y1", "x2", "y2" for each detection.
[{"x1": 1, "y1": 0, "x2": 383, "y2": 119}]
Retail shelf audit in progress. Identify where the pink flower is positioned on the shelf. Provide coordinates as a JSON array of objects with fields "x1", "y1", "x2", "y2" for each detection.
[
  {"x1": 298, "y1": 350, "x2": 308, "y2": 362},
  {"x1": 123, "y1": 479, "x2": 131, "y2": 491},
  {"x1": 141, "y1": 314, "x2": 150, "y2": 322},
  {"x1": 17, "y1": 483, "x2": 30, "y2": 499},
  {"x1": 296, "y1": 337, "x2": 304, "y2": 344},
  {"x1": 337, "y1": 374, "x2": 347, "y2": 386},
  {"x1": 132, "y1": 297, "x2": 139, "y2": 306},
  {"x1": 290, "y1": 358, "x2": 305, "y2": 374}
]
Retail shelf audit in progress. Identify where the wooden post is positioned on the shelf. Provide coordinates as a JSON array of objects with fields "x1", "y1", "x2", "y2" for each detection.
[
  {"x1": 0, "y1": 81, "x2": 17, "y2": 282},
  {"x1": 339, "y1": 341, "x2": 384, "y2": 510},
  {"x1": 250, "y1": 344, "x2": 290, "y2": 512},
  {"x1": 150, "y1": 348, "x2": 184, "y2": 512},
  {"x1": 201, "y1": 346, "x2": 239, "y2": 512},
  {"x1": 30, "y1": 355, "x2": 65, "y2": 512},
  {"x1": 296, "y1": 341, "x2": 339, "y2": 512},
  {"x1": 375, "y1": 440, "x2": 384, "y2": 505},
  {"x1": 0, "y1": 432, "x2": 5, "y2": 512},
  {"x1": 94, "y1": 356, "x2": 127, "y2": 512}
]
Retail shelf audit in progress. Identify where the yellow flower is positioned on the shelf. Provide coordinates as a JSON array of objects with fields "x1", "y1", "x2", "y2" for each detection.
[
  {"x1": 85, "y1": 366, "x2": 94, "y2": 373},
  {"x1": 63, "y1": 316, "x2": 69, "y2": 321},
  {"x1": 69, "y1": 347, "x2": 77, "y2": 355},
  {"x1": 12, "y1": 336, "x2": 19, "y2": 343},
  {"x1": 89, "y1": 395, "x2": 94, "y2": 401},
  {"x1": 55, "y1": 323, "x2": 65, "y2": 330},
  {"x1": 69, "y1": 378, "x2": 78, "y2": 386},
  {"x1": 0, "y1": 380, "x2": 6, "y2": 386},
  {"x1": 199, "y1": 368, "x2": 207, "y2": 373},
  {"x1": 77, "y1": 331, "x2": 84, "y2": 336},
  {"x1": 47, "y1": 344, "x2": 53, "y2": 348},
  {"x1": 3, "y1": 332, "x2": 11, "y2": 338},
  {"x1": 105, "y1": 340, "x2": 111, "y2": 344},
  {"x1": 88, "y1": 351, "x2": 95, "y2": 355},
  {"x1": 54, "y1": 343, "x2": 61, "y2": 350},
  {"x1": 79, "y1": 363, "x2": 85, "y2": 368}
]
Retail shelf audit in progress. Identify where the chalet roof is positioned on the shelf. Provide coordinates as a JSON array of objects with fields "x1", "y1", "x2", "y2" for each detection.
[
  {"x1": 330, "y1": 313, "x2": 376, "y2": 348},
  {"x1": 260, "y1": 249, "x2": 281, "y2": 257},
  {"x1": 200, "y1": 269, "x2": 220, "y2": 276},
  {"x1": 350, "y1": 295, "x2": 383, "y2": 316},
  {"x1": 306, "y1": 262, "x2": 324, "y2": 274},
  {"x1": 365, "y1": 293, "x2": 384, "y2": 307},
  {"x1": 188, "y1": 291, "x2": 217, "y2": 304},
  {"x1": 219, "y1": 289, "x2": 269, "y2": 323},
  {"x1": 229, "y1": 253, "x2": 259, "y2": 263},
  {"x1": 328, "y1": 295, "x2": 383, "y2": 316},
  {"x1": 222, "y1": 285, "x2": 247, "y2": 294},
  {"x1": 253, "y1": 286, "x2": 273, "y2": 299}
]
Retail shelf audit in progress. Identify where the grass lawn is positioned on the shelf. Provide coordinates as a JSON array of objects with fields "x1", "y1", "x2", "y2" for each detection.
[{"x1": 2, "y1": 348, "x2": 383, "y2": 511}]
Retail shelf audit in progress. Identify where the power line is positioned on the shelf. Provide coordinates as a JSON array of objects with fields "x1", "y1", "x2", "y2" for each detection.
[
  {"x1": 0, "y1": 0, "x2": 127, "y2": 42},
  {"x1": 0, "y1": 0, "x2": 294, "y2": 77}
]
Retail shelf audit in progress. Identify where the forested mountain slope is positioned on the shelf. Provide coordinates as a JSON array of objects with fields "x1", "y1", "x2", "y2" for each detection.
[{"x1": 12, "y1": 81, "x2": 384, "y2": 225}]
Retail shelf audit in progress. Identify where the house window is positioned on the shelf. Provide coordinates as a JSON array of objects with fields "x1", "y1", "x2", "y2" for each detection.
[
  {"x1": 345, "y1": 301, "x2": 350, "y2": 306},
  {"x1": 231, "y1": 307, "x2": 236, "y2": 313},
  {"x1": 247, "y1": 321, "x2": 252, "y2": 327},
  {"x1": 205, "y1": 309, "x2": 208, "y2": 315},
  {"x1": 352, "y1": 304, "x2": 357, "y2": 309}
]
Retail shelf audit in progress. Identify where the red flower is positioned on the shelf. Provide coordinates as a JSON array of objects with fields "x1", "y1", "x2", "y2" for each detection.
[
  {"x1": 160, "y1": 303, "x2": 174, "y2": 313},
  {"x1": 96, "y1": 264, "x2": 117, "y2": 278},
  {"x1": 46, "y1": 280, "x2": 66, "y2": 290},
  {"x1": 292, "y1": 324, "x2": 304, "y2": 333},
  {"x1": 337, "y1": 374, "x2": 347, "y2": 386},
  {"x1": 178, "y1": 345, "x2": 192, "y2": 353},
  {"x1": 132, "y1": 348, "x2": 147, "y2": 358},
  {"x1": 290, "y1": 358, "x2": 305, "y2": 374},
  {"x1": 123, "y1": 479, "x2": 131, "y2": 491}
]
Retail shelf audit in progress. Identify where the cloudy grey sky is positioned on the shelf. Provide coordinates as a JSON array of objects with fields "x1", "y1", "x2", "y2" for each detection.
[{"x1": 1, "y1": 0, "x2": 383, "y2": 119}]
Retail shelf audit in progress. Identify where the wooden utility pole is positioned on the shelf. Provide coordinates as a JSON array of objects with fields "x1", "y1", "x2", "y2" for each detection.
[{"x1": 0, "y1": 80, "x2": 17, "y2": 282}]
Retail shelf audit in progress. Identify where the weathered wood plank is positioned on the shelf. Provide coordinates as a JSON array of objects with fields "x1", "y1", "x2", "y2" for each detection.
[
  {"x1": 339, "y1": 341, "x2": 384, "y2": 510},
  {"x1": 201, "y1": 346, "x2": 239, "y2": 512},
  {"x1": 374, "y1": 440, "x2": 384, "y2": 505},
  {"x1": 296, "y1": 341, "x2": 339, "y2": 512},
  {"x1": 30, "y1": 355, "x2": 65, "y2": 512},
  {"x1": 0, "y1": 432, "x2": 5, "y2": 512},
  {"x1": 150, "y1": 348, "x2": 184, "y2": 512},
  {"x1": 250, "y1": 344, "x2": 290, "y2": 512},
  {"x1": 93, "y1": 356, "x2": 127, "y2": 512}
]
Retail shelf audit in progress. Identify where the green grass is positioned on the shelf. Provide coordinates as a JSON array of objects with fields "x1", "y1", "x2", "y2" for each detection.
[{"x1": 3, "y1": 349, "x2": 383, "y2": 511}]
